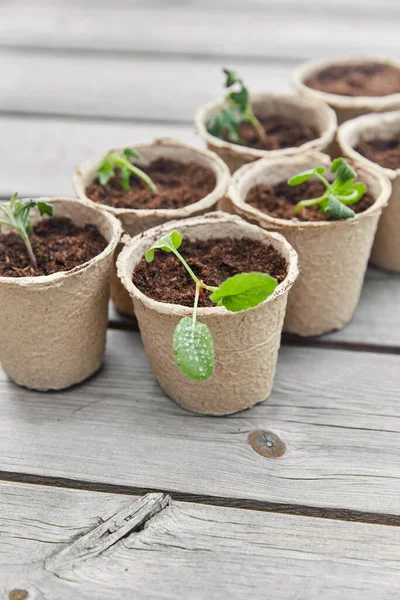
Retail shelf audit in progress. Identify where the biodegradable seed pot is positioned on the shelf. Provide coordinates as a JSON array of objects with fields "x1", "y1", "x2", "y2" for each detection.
[
  {"x1": 338, "y1": 111, "x2": 400, "y2": 272},
  {"x1": 0, "y1": 197, "x2": 121, "y2": 390},
  {"x1": 227, "y1": 152, "x2": 391, "y2": 337},
  {"x1": 117, "y1": 212, "x2": 298, "y2": 416},
  {"x1": 74, "y1": 138, "x2": 231, "y2": 317},
  {"x1": 196, "y1": 90, "x2": 337, "y2": 172},
  {"x1": 294, "y1": 57, "x2": 400, "y2": 124}
]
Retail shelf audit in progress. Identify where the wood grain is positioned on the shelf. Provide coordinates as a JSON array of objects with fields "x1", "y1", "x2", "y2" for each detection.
[
  {"x1": 2, "y1": 482, "x2": 400, "y2": 600},
  {"x1": 0, "y1": 1, "x2": 398, "y2": 58},
  {"x1": 0, "y1": 51, "x2": 292, "y2": 122},
  {"x1": 0, "y1": 330, "x2": 399, "y2": 514}
]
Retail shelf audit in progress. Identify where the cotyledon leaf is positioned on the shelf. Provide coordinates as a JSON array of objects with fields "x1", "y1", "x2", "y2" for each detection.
[{"x1": 173, "y1": 317, "x2": 214, "y2": 381}]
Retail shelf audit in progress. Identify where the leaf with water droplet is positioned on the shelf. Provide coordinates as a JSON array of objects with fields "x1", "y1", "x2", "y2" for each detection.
[
  {"x1": 145, "y1": 231, "x2": 182, "y2": 262},
  {"x1": 173, "y1": 317, "x2": 214, "y2": 381},
  {"x1": 210, "y1": 272, "x2": 278, "y2": 312}
]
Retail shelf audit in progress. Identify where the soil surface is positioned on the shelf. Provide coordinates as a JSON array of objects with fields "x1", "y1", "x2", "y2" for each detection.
[
  {"x1": 355, "y1": 136, "x2": 400, "y2": 171},
  {"x1": 132, "y1": 237, "x2": 288, "y2": 308},
  {"x1": 86, "y1": 158, "x2": 216, "y2": 210},
  {"x1": 223, "y1": 114, "x2": 318, "y2": 150},
  {"x1": 246, "y1": 179, "x2": 375, "y2": 222},
  {"x1": 0, "y1": 217, "x2": 107, "y2": 277},
  {"x1": 305, "y1": 62, "x2": 400, "y2": 97}
]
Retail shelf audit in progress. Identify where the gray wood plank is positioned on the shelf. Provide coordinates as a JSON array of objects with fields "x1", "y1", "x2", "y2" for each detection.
[
  {"x1": 1, "y1": 330, "x2": 400, "y2": 514},
  {"x1": 0, "y1": 1, "x2": 398, "y2": 58},
  {"x1": 0, "y1": 51, "x2": 292, "y2": 122},
  {"x1": 0, "y1": 116, "x2": 197, "y2": 197},
  {"x1": 2, "y1": 482, "x2": 400, "y2": 599}
]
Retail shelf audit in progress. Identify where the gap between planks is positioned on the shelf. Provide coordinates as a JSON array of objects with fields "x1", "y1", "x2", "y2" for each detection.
[
  {"x1": 0, "y1": 471, "x2": 398, "y2": 528},
  {"x1": 107, "y1": 317, "x2": 400, "y2": 357}
]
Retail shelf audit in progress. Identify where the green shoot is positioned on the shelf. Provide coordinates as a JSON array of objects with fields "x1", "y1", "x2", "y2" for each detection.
[
  {"x1": 97, "y1": 147, "x2": 157, "y2": 192},
  {"x1": 206, "y1": 68, "x2": 266, "y2": 145},
  {"x1": 288, "y1": 158, "x2": 367, "y2": 220},
  {"x1": 145, "y1": 232, "x2": 278, "y2": 381},
  {"x1": 0, "y1": 193, "x2": 53, "y2": 270}
]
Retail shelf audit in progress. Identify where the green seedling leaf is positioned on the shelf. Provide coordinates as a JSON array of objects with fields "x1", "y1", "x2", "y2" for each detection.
[
  {"x1": 173, "y1": 317, "x2": 214, "y2": 381},
  {"x1": 96, "y1": 148, "x2": 157, "y2": 192},
  {"x1": 206, "y1": 68, "x2": 265, "y2": 143},
  {"x1": 289, "y1": 158, "x2": 367, "y2": 220},
  {"x1": 145, "y1": 231, "x2": 182, "y2": 262},
  {"x1": 331, "y1": 158, "x2": 356, "y2": 187},
  {"x1": 324, "y1": 194, "x2": 355, "y2": 220},
  {"x1": 211, "y1": 272, "x2": 278, "y2": 312},
  {"x1": 0, "y1": 194, "x2": 54, "y2": 269},
  {"x1": 288, "y1": 166, "x2": 325, "y2": 186}
]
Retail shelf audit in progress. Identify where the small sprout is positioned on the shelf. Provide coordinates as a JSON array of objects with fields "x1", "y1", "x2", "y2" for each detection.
[
  {"x1": 0, "y1": 193, "x2": 53, "y2": 270},
  {"x1": 97, "y1": 147, "x2": 157, "y2": 192},
  {"x1": 207, "y1": 68, "x2": 266, "y2": 145},
  {"x1": 288, "y1": 158, "x2": 367, "y2": 220},
  {"x1": 145, "y1": 232, "x2": 278, "y2": 381}
]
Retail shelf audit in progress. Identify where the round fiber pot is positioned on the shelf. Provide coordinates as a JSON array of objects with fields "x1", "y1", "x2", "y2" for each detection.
[
  {"x1": 74, "y1": 138, "x2": 231, "y2": 317},
  {"x1": 294, "y1": 57, "x2": 400, "y2": 124},
  {"x1": 338, "y1": 111, "x2": 400, "y2": 271},
  {"x1": 228, "y1": 152, "x2": 391, "y2": 337},
  {"x1": 0, "y1": 198, "x2": 122, "y2": 390},
  {"x1": 195, "y1": 92, "x2": 337, "y2": 172},
  {"x1": 117, "y1": 212, "x2": 298, "y2": 415}
]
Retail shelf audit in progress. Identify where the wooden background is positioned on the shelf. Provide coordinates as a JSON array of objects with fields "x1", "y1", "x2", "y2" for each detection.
[{"x1": 1, "y1": 1, "x2": 400, "y2": 598}]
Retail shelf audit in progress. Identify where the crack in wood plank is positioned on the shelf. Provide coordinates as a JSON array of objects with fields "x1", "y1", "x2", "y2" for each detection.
[
  {"x1": 0, "y1": 471, "x2": 398, "y2": 527},
  {"x1": 45, "y1": 493, "x2": 170, "y2": 573}
]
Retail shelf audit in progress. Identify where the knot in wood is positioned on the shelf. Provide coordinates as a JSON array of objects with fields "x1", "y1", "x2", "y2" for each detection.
[
  {"x1": 248, "y1": 430, "x2": 286, "y2": 458},
  {"x1": 9, "y1": 591, "x2": 29, "y2": 600}
]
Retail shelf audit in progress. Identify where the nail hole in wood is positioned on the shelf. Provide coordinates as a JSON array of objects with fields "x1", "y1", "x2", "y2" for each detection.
[
  {"x1": 9, "y1": 591, "x2": 29, "y2": 600},
  {"x1": 248, "y1": 430, "x2": 286, "y2": 458}
]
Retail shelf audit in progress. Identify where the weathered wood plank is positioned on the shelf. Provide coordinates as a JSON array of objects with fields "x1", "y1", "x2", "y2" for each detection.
[
  {"x1": 0, "y1": 51, "x2": 292, "y2": 121},
  {"x1": 0, "y1": 1, "x2": 398, "y2": 58},
  {"x1": 0, "y1": 330, "x2": 400, "y2": 514},
  {"x1": 1, "y1": 482, "x2": 400, "y2": 600},
  {"x1": 0, "y1": 116, "x2": 197, "y2": 197}
]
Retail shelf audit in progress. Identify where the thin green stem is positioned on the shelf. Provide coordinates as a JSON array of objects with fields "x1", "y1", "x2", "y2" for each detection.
[
  {"x1": 295, "y1": 194, "x2": 327, "y2": 214},
  {"x1": 247, "y1": 113, "x2": 266, "y2": 141},
  {"x1": 127, "y1": 163, "x2": 158, "y2": 192},
  {"x1": 20, "y1": 231, "x2": 38, "y2": 270},
  {"x1": 171, "y1": 247, "x2": 218, "y2": 293},
  {"x1": 315, "y1": 171, "x2": 333, "y2": 193},
  {"x1": 337, "y1": 190, "x2": 359, "y2": 205},
  {"x1": 192, "y1": 282, "x2": 200, "y2": 330}
]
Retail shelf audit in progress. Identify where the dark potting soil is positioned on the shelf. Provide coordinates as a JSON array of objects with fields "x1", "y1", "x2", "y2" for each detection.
[
  {"x1": 246, "y1": 179, "x2": 375, "y2": 222},
  {"x1": 0, "y1": 217, "x2": 107, "y2": 277},
  {"x1": 85, "y1": 158, "x2": 217, "y2": 210},
  {"x1": 355, "y1": 136, "x2": 400, "y2": 171},
  {"x1": 132, "y1": 237, "x2": 288, "y2": 308},
  {"x1": 305, "y1": 62, "x2": 400, "y2": 97},
  {"x1": 223, "y1": 114, "x2": 318, "y2": 150}
]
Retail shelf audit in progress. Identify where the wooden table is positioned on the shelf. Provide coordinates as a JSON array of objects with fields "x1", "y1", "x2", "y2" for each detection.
[{"x1": 1, "y1": 1, "x2": 400, "y2": 598}]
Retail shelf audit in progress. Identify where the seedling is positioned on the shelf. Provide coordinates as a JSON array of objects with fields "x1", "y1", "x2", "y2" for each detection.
[
  {"x1": 97, "y1": 147, "x2": 157, "y2": 192},
  {"x1": 288, "y1": 158, "x2": 367, "y2": 220},
  {"x1": 145, "y1": 232, "x2": 278, "y2": 381},
  {"x1": 0, "y1": 193, "x2": 53, "y2": 270},
  {"x1": 207, "y1": 68, "x2": 266, "y2": 144}
]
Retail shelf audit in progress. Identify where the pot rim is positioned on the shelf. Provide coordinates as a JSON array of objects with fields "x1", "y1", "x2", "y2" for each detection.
[
  {"x1": 195, "y1": 91, "x2": 337, "y2": 159},
  {"x1": 338, "y1": 110, "x2": 400, "y2": 179},
  {"x1": 228, "y1": 150, "x2": 392, "y2": 230},
  {"x1": 117, "y1": 211, "x2": 298, "y2": 317},
  {"x1": 0, "y1": 197, "x2": 122, "y2": 288},
  {"x1": 73, "y1": 137, "x2": 231, "y2": 217},
  {"x1": 293, "y1": 56, "x2": 400, "y2": 109}
]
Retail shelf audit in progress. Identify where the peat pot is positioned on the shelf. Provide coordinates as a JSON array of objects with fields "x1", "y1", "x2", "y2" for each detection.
[
  {"x1": 195, "y1": 92, "x2": 337, "y2": 172},
  {"x1": 0, "y1": 198, "x2": 121, "y2": 390},
  {"x1": 227, "y1": 152, "x2": 391, "y2": 337},
  {"x1": 338, "y1": 111, "x2": 400, "y2": 271},
  {"x1": 117, "y1": 212, "x2": 298, "y2": 415},
  {"x1": 74, "y1": 138, "x2": 230, "y2": 317},
  {"x1": 293, "y1": 57, "x2": 400, "y2": 124}
]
